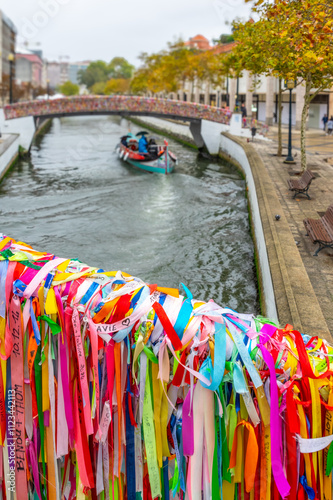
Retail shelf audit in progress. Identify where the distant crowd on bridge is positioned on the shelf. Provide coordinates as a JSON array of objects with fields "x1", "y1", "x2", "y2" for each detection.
[{"x1": 4, "y1": 95, "x2": 232, "y2": 125}]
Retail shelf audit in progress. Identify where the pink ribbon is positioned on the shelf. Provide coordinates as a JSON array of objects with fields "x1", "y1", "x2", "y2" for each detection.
[{"x1": 259, "y1": 343, "x2": 291, "y2": 498}]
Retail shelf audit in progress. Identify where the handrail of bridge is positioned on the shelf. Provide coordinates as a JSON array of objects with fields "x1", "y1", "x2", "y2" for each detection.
[
  {"x1": 4, "y1": 95, "x2": 232, "y2": 124},
  {"x1": 0, "y1": 233, "x2": 332, "y2": 499}
]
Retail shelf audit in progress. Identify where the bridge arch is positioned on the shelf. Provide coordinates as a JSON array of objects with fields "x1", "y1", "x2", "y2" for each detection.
[{"x1": 4, "y1": 96, "x2": 231, "y2": 154}]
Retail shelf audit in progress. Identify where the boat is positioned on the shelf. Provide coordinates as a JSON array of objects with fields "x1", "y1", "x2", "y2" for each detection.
[{"x1": 116, "y1": 131, "x2": 177, "y2": 174}]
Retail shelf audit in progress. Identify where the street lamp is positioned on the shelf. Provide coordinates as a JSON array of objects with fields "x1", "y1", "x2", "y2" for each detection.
[
  {"x1": 284, "y1": 79, "x2": 296, "y2": 164},
  {"x1": 226, "y1": 76, "x2": 229, "y2": 107},
  {"x1": 47, "y1": 79, "x2": 50, "y2": 99},
  {"x1": 217, "y1": 88, "x2": 221, "y2": 108},
  {"x1": 236, "y1": 76, "x2": 240, "y2": 109},
  {"x1": 7, "y1": 53, "x2": 15, "y2": 104}
]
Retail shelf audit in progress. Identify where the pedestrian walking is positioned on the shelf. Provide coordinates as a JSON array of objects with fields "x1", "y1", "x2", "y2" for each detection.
[
  {"x1": 322, "y1": 113, "x2": 328, "y2": 133},
  {"x1": 241, "y1": 103, "x2": 247, "y2": 127},
  {"x1": 327, "y1": 117, "x2": 333, "y2": 135}
]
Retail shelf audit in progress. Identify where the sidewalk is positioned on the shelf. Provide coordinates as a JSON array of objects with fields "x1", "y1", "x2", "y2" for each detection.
[
  {"x1": 0, "y1": 134, "x2": 20, "y2": 181},
  {"x1": 252, "y1": 133, "x2": 333, "y2": 336},
  {"x1": 264, "y1": 123, "x2": 333, "y2": 156},
  {"x1": 0, "y1": 134, "x2": 17, "y2": 154}
]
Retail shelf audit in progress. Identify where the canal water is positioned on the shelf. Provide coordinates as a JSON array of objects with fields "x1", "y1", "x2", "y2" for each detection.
[{"x1": 0, "y1": 116, "x2": 258, "y2": 313}]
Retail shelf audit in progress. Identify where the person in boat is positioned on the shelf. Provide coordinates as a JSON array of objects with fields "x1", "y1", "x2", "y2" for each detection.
[
  {"x1": 138, "y1": 135, "x2": 148, "y2": 153},
  {"x1": 147, "y1": 137, "x2": 158, "y2": 156},
  {"x1": 121, "y1": 135, "x2": 128, "y2": 146}
]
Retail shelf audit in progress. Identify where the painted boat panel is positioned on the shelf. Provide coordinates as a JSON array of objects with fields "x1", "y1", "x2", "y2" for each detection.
[{"x1": 117, "y1": 143, "x2": 176, "y2": 174}]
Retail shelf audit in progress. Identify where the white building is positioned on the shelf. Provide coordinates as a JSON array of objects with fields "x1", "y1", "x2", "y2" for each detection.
[
  {"x1": 47, "y1": 61, "x2": 69, "y2": 90},
  {"x1": 0, "y1": 10, "x2": 17, "y2": 100},
  {"x1": 155, "y1": 36, "x2": 332, "y2": 130},
  {"x1": 69, "y1": 61, "x2": 90, "y2": 85}
]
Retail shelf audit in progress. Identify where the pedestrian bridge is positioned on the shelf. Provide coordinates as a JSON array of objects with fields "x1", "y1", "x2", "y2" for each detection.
[{"x1": 4, "y1": 96, "x2": 231, "y2": 154}]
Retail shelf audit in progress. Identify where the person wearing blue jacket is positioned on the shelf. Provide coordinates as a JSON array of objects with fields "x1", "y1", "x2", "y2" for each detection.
[{"x1": 138, "y1": 135, "x2": 148, "y2": 153}]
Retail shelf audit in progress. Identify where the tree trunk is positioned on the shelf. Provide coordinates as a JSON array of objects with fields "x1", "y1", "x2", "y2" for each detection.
[
  {"x1": 300, "y1": 74, "x2": 312, "y2": 172},
  {"x1": 277, "y1": 79, "x2": 283, "y2": 157}
]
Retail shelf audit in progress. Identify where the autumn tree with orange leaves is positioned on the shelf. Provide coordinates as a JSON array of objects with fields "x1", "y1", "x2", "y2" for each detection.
[{"x1": 233, "y1": 0, "x2": 333, "y2": 170}]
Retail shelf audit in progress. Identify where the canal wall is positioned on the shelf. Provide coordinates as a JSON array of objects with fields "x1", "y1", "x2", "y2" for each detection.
[
  {"x1": 128, "y1": 116, "x2": 197, "y2": 148},
  {"x1": 129, "y1": 115, "x2": 277, "y2": 319},
  {"x1": 0, "y1": 110, "x2": 52, "y2": 182},
  {"x1": 219, "y1": 133, "x2": 330, "y2": 339},
  {"x1": 0, "y1": 134, "x2": 20, "y2": 181},
  {"x1": 219, "y1": 134, "x2": 278, "y2": 321},
  {"x1": 129, "y1": 116, "x2": 330, "y2": 338}
]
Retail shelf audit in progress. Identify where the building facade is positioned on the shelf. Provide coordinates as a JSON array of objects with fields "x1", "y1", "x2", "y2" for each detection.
[
  {"x1": 16, "y1": 49, "x2": 44, "y2": 87},
  {"x1": 0, "y1": 9, "x2": 17, "y2": 102},
  {"x1": 69, "y1": 61, "x2": 90, "y2": 85},
  {"x1": 160, "y1": 35, "x2": 332, "y2": 130},
  {"x1": 47, "y1": 61, "x2": 69, "y2": 90}
]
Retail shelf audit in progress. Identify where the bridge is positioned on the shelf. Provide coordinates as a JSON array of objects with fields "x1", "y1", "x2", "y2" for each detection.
[{"x1": 4, "y1": 96, "x2": 232, "y2": 154}]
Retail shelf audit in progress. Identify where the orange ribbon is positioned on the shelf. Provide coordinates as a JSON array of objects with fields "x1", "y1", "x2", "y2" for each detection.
[{"x1": 230, "y1": 419, "x2": 259, "y2": 493}]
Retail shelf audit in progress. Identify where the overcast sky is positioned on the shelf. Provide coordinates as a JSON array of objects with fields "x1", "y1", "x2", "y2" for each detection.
[{"x1": 2, "y1": 0, "x2": 252, "y2": 66}]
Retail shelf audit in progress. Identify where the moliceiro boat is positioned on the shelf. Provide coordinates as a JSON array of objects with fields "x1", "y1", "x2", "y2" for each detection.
[{"x1": 116, "y1": 131, "x2": 177, "y2": 174}]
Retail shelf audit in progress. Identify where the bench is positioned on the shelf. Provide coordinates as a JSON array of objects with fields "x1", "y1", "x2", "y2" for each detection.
[
  {"x1": 303, "y1": 205, "x2": 333, "y2": 256},
  {"x1": 287, "y1": 169, "x2": 315, "y2": 199}
]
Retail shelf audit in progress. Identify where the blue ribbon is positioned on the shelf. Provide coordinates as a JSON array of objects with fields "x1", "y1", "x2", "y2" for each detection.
[
  {"x1": 80, "y1": 282, "x2": 99, "y2": 305},
  {"x1": 30, "y1": 299, "x2": 41, "y2": 345},
  {"x1": 199, "y1": 322, "x2": 226, "y2": 391},
  {"x1": 125, "y1": 396, "x2": 136, "y2": 500},
  {"x1": 299, "y1": 475, "x2": 315, "y2": 499},
  {"x1": 0, "y1": 261, "x2": 8, "y2": 318},
  {"x1": 173, "y1": 299, "x2": 193, "y2": 341},
  {"x1": 233, "y1": 362, "x2": 248, "y2": 394}
]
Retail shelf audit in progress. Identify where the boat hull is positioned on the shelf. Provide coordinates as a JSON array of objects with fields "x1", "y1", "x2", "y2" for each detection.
[{"x1": 117, "y1": 144, "x2": 176, "y2": 174}]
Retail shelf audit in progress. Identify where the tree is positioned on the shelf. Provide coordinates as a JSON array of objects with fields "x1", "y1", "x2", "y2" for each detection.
[
  {"x1": 78, "y1": 61, "x2": 109, "y2": 89},
  {"x1": 59, "y1": 81, "x2": 80, "y2": 96},
  {"x1": 130, "y1": 41, "x2": 226, "y2": 99},
  {"x1": 232, "y1": 0, "x2": 333, "y2": 169},
  {"x1": 108, "y1": 57, "x2": 134, "y2": 79},
  {"x1": 90, "y1": 81, "x2": 107, "y2": 95},
  {"x1": 213, "y1": 34, "x2": 235, "y2": 45},
  {"x1": 104, "y1": 78, "x2": 130, "y2": 94},
  {"x1": 270, "y1": 0, "x2": 333, "y2": 170},
  {"x1": 230, "y1": 16, "x2": 292, "y2": 155}
]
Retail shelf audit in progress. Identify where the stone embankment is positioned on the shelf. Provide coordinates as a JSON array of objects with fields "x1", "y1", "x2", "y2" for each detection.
[{"x1": 129, "y1": 116, "x2": 332, "y2": 339}]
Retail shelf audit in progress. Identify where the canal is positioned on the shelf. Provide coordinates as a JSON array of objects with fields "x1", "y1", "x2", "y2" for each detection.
[{"x1": 0, "y1": 116, "x2": 258, "y2": 312}]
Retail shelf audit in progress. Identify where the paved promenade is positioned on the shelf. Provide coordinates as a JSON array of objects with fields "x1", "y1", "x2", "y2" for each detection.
[
  {"x1": 0, "y1": 134, "x2": 17, "y2": 154},
  {"x1": 252, "y1": 127, "x2": 333, "y2": 337}
]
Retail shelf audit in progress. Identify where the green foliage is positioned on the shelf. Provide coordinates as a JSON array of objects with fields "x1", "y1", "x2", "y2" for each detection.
[
  {"x1": 131, "y1": 41, "x2": 227, "y2": 95},
  {"x1": 78, "y1": 61, "x2": 109, "y2": 88},
  {"x1": 108, "y1": 57, "x2": 134, "y2": 79},
  {"x1": 90, "y1": 81, "x2": 107, "y2": 95},
  {"x1": 104, "y1": 78, "x2": 130, "y2": 95},
  {"x1": 59, "y1": 81, "x2": 80, "y2": 96},
  {"x1": 213, "y1": 34, "x2": 235, "y2": 45},
  {"x1": 231, "y1": 0, "x2": 333, "y2": 170},
  {"x1": 78, "y1": 58, "x2": 134, "y2": 90}
]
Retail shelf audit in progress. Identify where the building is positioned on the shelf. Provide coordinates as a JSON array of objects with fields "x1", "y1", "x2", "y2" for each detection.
[
  {"x1": 69, "y1": 61, "x2": 90, "y2": 85},
  {"x1": 46, "y1": 61, "x2": 69, "y2": 90},
  {"x1": 15, "y1": 48, "x2": 43, "y2": 87},
  {"x1": 163, "y1": 34, "x2": 332, "y2": 129},
  {"x1": 0, "y1": 9, "x2": 17, "y2": 101},
  {"x1": 184, "y1": 34, "x2": 212, "y2": 51}
]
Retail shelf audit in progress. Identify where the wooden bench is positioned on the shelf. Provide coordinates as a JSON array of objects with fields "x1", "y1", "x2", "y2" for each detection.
[
  {"x1": 303, "y1": 205, "x2": 333, "y2": 256},
  {"x1": 287, "y1": 169, "x2": 315, "y2": 199}
]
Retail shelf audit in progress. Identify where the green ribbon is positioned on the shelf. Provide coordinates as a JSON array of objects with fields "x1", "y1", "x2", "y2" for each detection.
[
  {"x1": 34, "y1": 346, "x2": 47, "y2": 500},
  {"x1": 143, "y1": 345, "x2": 158, "y2": 364},
  {"x1": 0, "y1": 249, "x2": 13, "y2": 259},
  {"x1": 37, "y1": 316, "x2": 61, "y2": 364},
  {"x1": 325, "y1": 440, "x2": 333, "y2": 476}
]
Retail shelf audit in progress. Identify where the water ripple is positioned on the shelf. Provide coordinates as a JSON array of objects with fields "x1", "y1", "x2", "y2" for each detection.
[{"x1": 0, "y1": 116, "x2": 258, "y2": 313}]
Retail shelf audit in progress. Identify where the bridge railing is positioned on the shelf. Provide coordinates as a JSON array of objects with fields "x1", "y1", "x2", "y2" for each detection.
[{"x1": 4, "y1": 95, "x2": 232, "y2": 125}]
